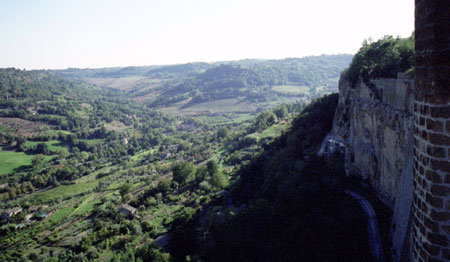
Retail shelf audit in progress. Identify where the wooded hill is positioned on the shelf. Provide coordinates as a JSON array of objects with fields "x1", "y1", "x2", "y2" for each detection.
[{"x1": 54, "y1": 55, "x2": 353, "y2": 114}]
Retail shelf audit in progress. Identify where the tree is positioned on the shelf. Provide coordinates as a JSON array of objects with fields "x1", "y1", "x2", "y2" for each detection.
[
  {"x1": 172, "y1": 162, "x2": 195, "y2": 185},
  {"x1": 254, "y1": 111, "x2": 277, "y2": 132},
  {"x1": 195, "y1": 165, "x2": 208, "y2": 182},
  {"x1": 206, "y1": 160, "x2": 219, "y2": 176},
  {"x1": 273, "y1": 105, "x2": 288, "y2": 119},
  {"x1": 345, "y1": 35, "x2": 415, "y2": 87},
  {"x1": 16, "y1": 136, "x2": 25, "y2": 149},
  {"x1": 211, "y1": 172, "x2": 229, "y2": 189},
  {"x1": 157, "y1": 179, "x2": 171, "y2": 193},
  {"x1": 120, "y1": 183, "x2": 132, "y2": 196},
  {"x1": 216, "y1": 127, "x2": 229, "y2": 141},
  {"x1": 32, "y1": 154, "x2": 45, "y2": 173},
  {"x1": 80, "y1": 151, "x2": 89, "y2": 160},
  {"x1": 36, "y1": 143, "x2": 49, "y2": 155},
  {"x1": 57, "y1": 148, "x2": 69, "y2": 160},
  {"x1": 178, "y1": 141, "x2": 191, "y2": 152}
]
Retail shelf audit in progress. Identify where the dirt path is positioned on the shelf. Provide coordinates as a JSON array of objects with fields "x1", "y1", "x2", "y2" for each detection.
[{"x1": 345, "y1": 190, "x2": 386, "y2": 262}]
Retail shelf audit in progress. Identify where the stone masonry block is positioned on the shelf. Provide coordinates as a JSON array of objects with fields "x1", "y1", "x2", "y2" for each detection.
[
  {"x1": 426, "y1": 170, "x2": 443, "y2": 184},
  {"x1": 427, "y1": 145, "x2": 447, "y2": 158},
  {"x1": 430, "y1": 210, "x2": 450, "y2": 222},
  {"x1": 427, "y1": 118, "x2": 444, "y2": 132},
  {"x1": 430, "y1": 184, "x2": 450, "y2": 196},
  {"x1": 424, "y1": 241, "x2": 441, "y2": 256},
  {"x1": 430, "y1": 106, "x2": 450, "y2": 118},
  {"x1": 428, "y1": 232, "x2": 449, "y2": 246},
  {"x1": 430, "y1": 159, "x2": 450, "y2": 172},
  {"x1": 429, "y1": 195, "x2": 444, "y2": 209}
]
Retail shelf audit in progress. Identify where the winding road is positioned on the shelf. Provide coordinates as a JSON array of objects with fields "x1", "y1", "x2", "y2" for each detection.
[{"x1": 345, "y1": 190, "x2": 386, "y2": 262}]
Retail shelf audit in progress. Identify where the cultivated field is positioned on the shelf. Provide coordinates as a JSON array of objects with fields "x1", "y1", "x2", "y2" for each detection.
[
  {"x1": 0, "y1": 151, "x2": 34, "y2": 175},
  {"x1": 0, "y1": 117, "x2": 51, "y2": 137},
  {"x1": 271, "y1": 85, "x2": 310, "y2": 95},
  {"x1": 23, "y1": 140, "x2": 67, "y2": 153},
  {"x1": 84, "y1": 76, "x2": 161, "y2": 91}
]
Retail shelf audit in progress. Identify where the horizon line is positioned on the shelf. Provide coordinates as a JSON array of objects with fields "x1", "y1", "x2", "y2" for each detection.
[{"x1": 2, "y1": 53, "x2": 354, "y2": 71}]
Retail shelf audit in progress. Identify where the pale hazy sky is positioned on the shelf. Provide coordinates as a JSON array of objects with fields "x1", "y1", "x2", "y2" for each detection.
[{"x1": 0, "y1": 0, "x2": 414, "y2": 70}]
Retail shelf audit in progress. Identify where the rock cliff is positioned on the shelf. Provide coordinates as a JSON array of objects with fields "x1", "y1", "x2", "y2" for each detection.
[
  {"x1": 331, "y1": 73, "x2": 414, "y2": 207},
  {"x1": 326, "y1": 72, "x2": 415, "y2": 261}
]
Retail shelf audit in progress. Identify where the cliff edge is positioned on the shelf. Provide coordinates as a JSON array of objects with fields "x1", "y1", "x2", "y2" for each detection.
[
  {"x1": 332, "y1": 73, "x2": 414, "y2": 207},
  {"x1": 327, "y1": 72, "x2": 415, "y2": 261}
]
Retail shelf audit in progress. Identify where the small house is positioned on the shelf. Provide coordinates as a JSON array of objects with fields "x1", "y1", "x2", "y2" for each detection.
[
  {"x1": 1, "y1": 207, "x2": 22, "y2": 219},
  {"x1": 29, "y1": 205, "x2": 48, "y2": 213},
  {"x1": 157, "y1": 152, "x2": 171, "y2": 161},
  {"x1": 167, "y1": 144, "x2": 178, "y2": 151},
  {"x1": 25, "y1": 214, "x2": 34, "y2": 222},
  {"x1": 36, "y1": 212, "x2": 48, "y2": 220},
  {"x1": 119, "y1": 204, "x2": 137, "y2": 218},
  {"x1": 28, "y1": 206, "x2": 40, "y2": 213}
]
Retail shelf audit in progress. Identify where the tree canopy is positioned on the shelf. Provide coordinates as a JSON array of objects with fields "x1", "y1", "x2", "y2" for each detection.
[{"x1": 344, "y1": 35, "x2": 414, "y2": 87}]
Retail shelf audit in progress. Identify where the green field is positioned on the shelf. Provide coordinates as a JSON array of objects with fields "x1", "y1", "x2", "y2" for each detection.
[
  {"x1": 199, "y1": 113, "x2": 254, "y2": 125},
  {"x1": 24, "y1": 140, "x2": 67, "y2": 152},
  {"x1": 181, "y1": 98, "x2": 258, "y2": 114},
  {"x1": 44, "y1": 130, "x2": 73, "y2": 136},
  {"x1": 85, "y1": 76, "x2": 151, "y2": 90},
  {"x1": 233, "y1": 113, "x2": 254, "y2": 123},
  {"x1": 24, "y1": 181, "x2": 99, "y2": 204},
  {"x1": 48, "y1": 207, "x2": 75, "y2": 224},
  {"x1": 260, "y1": 123, "x2": 289, "y2": 138},
  {"x1": 247, "y1": 122, "x2": 290, "y2": 141},
  {"x1": 130, "y1": 149, "x2": 157, "y2": 162},
  {"x1": 76, "y1": 139, "x2": 104, "y2": 146},
  {"x1": 272, "y1": 85, "x2": 310, "y2": 95},
  {"x1": 0, "y1": 151, "x2": 34, "y2": 175},
  {"x1": 72, "y1": 194, "x2": 101, "y2": 216}
]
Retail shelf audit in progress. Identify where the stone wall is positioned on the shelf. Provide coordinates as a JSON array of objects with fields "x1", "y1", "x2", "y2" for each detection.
[
  {"x1": 322, "y1": 2, "x2": 450, "y2": 260},
  {"x1": 332, "y1": 74, "x2": 414, "y2": 208},
  {"x1": 412, "y1": 0, "x2": 450, "y2": 261}
]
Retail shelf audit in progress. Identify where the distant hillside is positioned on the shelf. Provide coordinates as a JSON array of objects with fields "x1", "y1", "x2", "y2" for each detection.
[
  {"x1": 55, "y1": 55, "x2": 353, "y2": 116},
  {"x1": 146, "y1": 63, "x2": 212, "y2": 79},
  {"x1": 0, "y1": 68, "x2": 146, "y2": 130}
]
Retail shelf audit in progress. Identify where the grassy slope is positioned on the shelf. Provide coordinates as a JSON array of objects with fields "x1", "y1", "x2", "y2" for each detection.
[
  {"x1": 22, "y1": 181, "x2": 99, "y2": 204},
  {"x1": 23, "y1": 140, "x2": 67, "y2": 152},
  {"x1": 0, "y1": 151, "x2": 34, "y2": 175},
  {"x1": 271, "y1": 85, "x2": 310, "y2": 95}
]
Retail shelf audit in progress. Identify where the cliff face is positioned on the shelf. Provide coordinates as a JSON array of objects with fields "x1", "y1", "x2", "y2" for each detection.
[
  {"x1": 332, "y1": 73, "x2": 414, "y2": 208},
  {"x1": 329, "y1": 73, "x2": 416, "y2": 261}
]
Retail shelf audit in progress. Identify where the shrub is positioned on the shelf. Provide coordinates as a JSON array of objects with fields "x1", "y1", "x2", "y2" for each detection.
[{"x1": 345, "y1": 35, "x2": 414, "y2": 87}]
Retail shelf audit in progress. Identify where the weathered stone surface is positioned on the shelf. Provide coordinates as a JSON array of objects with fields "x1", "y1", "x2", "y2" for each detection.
[
  {"x1": 331, "y1": 74, "x2": 415, "y2": 262},
  {"x1": 332, "y1": 74, "x2": 414, "y2": 208}
]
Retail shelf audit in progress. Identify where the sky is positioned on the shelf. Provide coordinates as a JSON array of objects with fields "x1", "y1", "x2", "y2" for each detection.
[{"x1": 0, "y1": 0, "x2": 414, "y2": 70}]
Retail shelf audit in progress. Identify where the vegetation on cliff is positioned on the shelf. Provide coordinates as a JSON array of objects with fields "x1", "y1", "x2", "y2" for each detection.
[
  {"x1": 344, "y1": 35, "x2": 414, "y2": 87},
  {"x1": 168, "y1": 95, "x2": 371, "y2": 262}
]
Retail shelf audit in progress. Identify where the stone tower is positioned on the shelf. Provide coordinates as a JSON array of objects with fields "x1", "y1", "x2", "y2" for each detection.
[{"x1": 413, "y1": 0, "x2": 450, "y2": 261}]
